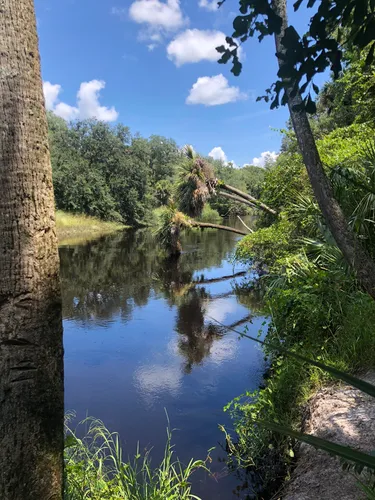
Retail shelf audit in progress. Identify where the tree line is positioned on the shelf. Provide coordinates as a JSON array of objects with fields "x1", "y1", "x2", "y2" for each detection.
[{"x1": 48, "y1": 112, "x2": 266, "y2": 226}]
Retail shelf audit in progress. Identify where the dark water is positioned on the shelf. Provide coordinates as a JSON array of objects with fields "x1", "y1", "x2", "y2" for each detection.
[{"x1": 60, "y1": 221, "x2": 267, "y2": 499}]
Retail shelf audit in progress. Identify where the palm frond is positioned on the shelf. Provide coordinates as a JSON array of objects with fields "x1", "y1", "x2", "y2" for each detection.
[{"x1": 176, "y1": 157, "x2": 214, "y2": 217}]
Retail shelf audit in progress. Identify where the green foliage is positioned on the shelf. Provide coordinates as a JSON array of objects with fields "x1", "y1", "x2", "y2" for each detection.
[
  {"x1": 235, "y1": 216, "x2": 297, "y2": 268},
  {"x1": 64, "y1": 416, "x2": 210, "y2": 500},
  {"x1": 258, "y1": 152, "x2": 309, "y2": 215},
  {"x1": 208, "y1": 159, "x2": 265, "y2": 216},
  {"x1": 48, "y1": 113, "x2": 180, "y2": 226},
  {"x1": 196, "y1": 204, "x2": 221, "y2": 223},
  {"x1": 154, "y1": 179, "x2": 174, "y2": 206},
  {"x1": 223, "y1": 45, "x2": 375, "y2": 494},
  {"x1": 219, "y1": 0, "x2": 375, "y2": 114},
  {"x1": 315, "y1": 48, "x2": 375, "y2": 134},
  {"x1": 317, "y1": 123, "x2": 374, "y2": 168}
]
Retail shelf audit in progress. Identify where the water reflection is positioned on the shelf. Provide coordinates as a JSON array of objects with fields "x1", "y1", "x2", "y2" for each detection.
[{"x1": 61, "y1": 222, "x2": 267, "y2": 499}]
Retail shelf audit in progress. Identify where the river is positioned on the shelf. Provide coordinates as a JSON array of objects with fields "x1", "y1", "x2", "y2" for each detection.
[{"x1": 60, "y1": 221, "x2": 267, "y2": 499}]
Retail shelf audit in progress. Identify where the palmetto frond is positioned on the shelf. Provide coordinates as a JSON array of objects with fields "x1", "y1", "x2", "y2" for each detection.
[
  {"x1": 287, "y1": 193, "x2": 322, "y2": 236},
  {"x1": 301, "y1": 237, "x2": 351, "y2": 274}
]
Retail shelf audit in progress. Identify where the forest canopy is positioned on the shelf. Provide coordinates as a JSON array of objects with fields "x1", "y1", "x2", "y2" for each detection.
[{"x1": 47, "y1": 112, "x2": 266, "y2": 226}]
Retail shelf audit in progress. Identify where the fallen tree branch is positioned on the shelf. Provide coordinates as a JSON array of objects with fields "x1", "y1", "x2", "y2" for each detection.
[
  {"x1": 218, "y1": 190, "x2": 258, "y2": 209},
  {"x1": 190, "y1": 220, "x2": 248, "y2": 236},
  {"x1": 220, "y1": 183, "x2": 278, "y2": 216}
]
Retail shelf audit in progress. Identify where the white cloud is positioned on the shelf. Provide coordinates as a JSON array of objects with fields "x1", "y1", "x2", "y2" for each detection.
[
  {"x1": 54, "y1": 102, "x2": 79, "y2": 121},
  {"x1": 167, "y1": 29, "x2": 235, "y2": 66},
  {"x1": 135, "y1": 364, "x2": 182, "y2": 397},
  {"x1": 209, "y1": 336, "x2": 238, "y2": 364},
  {"x1": 205, "y1": 298, "x2": 238, "y2": 324},
  {"x1": 43, "y1": 82, "x2": 61, "y2": 110},
  {"x1": 209, "y1": 146, "x2": 227, "y2": 163},
  {"x1": 199, "y1": 0, "x2": 218, "y2": 11},
  {"x1": 186, "y1": 74, "x2": 247, "y2": 106},
  {"x1": 129, "y1": 0, "x2": 187, "y2": 45},
  {"x1": 43, "y1": 80, "x2": 118, "y2": 122},
  {"x1": 252, "y1": 151, "x2": 279, "y2": 168}
]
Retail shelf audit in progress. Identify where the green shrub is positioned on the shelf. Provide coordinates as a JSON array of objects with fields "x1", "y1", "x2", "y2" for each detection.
[
  {"x1": 196, "y1": 204, "x2": 221, "y2": 223},
  {"x1": 235, "y1": 216, "x2": 297, "y2": 268}
]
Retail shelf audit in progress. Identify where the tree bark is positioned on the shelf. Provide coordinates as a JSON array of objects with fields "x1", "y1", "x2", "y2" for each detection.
[
  {"x1": 190, "y1": 220, "x2": 248, "y2": 235},
  {"x1": 220, "y1": 183, "x2": 278, "y2": 216},
  {"x1": 272, "y1": 0, "x2": 375, "y2": 300},
  {"x1": 0, "y1": 1, "x2": 64, "y2": 499},
  {"x1": 217, "y1": 190, "x2": 258, "y2": 209}
]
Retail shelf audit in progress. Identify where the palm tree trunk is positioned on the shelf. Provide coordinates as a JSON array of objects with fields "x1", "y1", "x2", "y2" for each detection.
[
  {"x1": 218, "y1": 190, "x2": 258, "y2": 209},
  {"x1": 0, "y1": 1, "x2": 64, "y2": 499},
  {"x1": 190, "y1": 221, "x2": 248, "y2": 235},
  {"x1": 272, "y1": 0, "x2": 375, "y2": 300},
  {"x1": 219, "y1": 183, "x2": 278, "y2": 216}
]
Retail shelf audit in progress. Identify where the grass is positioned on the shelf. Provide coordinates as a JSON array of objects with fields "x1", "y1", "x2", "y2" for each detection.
[
  {"x1": 64, "y1": 415, "x2": 211, "y2": 500},
  {"x1": 56, "y1": 211, "x2": 126, "y2": 246}
]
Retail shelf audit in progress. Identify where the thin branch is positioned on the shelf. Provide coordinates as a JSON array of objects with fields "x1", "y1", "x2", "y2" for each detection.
[{"x1": 237, "y1": 215, "x2": 253, "y2": 233}]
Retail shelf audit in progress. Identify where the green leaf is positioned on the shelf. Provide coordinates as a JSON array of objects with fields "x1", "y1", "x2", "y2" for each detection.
[
  {"x1": 64, "y1": 435, "x2": 77, "y2": 449},
  {"x1": 211, "y1": 319, "x2": 375, "y2": 398},
  {"x1": 216, "y1": 45, "x2": 226, "y2": 54},
  {"x1": 259, "y1": 421, "x2": 375, "y2": 470},
  {"x1": 305, "y1": 94, "x2": 317, "y2": 114},
  {"x1": 365, "y1": 42, "x2": 375, "y2": 67},
  {"x1": 231, "y1": 57, "x2": 242, "y2": 76},
  {"x1": 225, "y1": 36, "x2": 237, "y2": 47},
  {"x1": 293, "y1": 0, "x2": 303, "y2": 11}
]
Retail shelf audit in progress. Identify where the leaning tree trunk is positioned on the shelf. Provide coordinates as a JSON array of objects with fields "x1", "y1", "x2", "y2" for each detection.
[
  {"x1": 190, "y1": 220, "x2": 248, "y2": 235},
  {"x1": 0, "y1": 1, "x2": 64, "y2": 499},
  {"x1": 219, "y1": 183, "x2": 277, "y2": 216},
  {"x1": 272, "y1": 0, "x2": 375, "y2": 300}
]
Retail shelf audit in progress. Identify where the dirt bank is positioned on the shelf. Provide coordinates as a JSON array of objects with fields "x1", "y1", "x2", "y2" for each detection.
[{"x1": 283, "y1": 373, "x2": 375, "y2": 500}]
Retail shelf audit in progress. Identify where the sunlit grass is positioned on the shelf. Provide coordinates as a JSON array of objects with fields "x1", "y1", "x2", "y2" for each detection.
[
  {"x1": 56, "y1": 211, "x2": 126, "y2": 246},
  {"x1": 64, "y1": 415, "x2": 211, "y2": 500}
]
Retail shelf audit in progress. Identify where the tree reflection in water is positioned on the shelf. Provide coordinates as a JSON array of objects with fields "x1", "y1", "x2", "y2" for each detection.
[{"x1": 59, "y1": 223, "x2": 262, "y2": 369}]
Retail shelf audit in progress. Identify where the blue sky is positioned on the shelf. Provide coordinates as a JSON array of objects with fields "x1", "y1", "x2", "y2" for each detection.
[{"x1": 35, "y1": 0, "x2": 327, "y2": 167}]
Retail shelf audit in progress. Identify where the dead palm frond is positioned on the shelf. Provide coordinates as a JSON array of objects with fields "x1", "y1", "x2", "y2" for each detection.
[
  {"x1": 176, "y1": 155, "x2": 215, "y2": 218},
  {"x1": 154, "y1": 206, "x2": 191, "y2": 256}
]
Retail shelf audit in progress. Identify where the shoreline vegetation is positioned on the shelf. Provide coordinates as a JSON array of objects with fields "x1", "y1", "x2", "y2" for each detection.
[
  {"x1": 56, "y1": 211, "x2": 126, "y2": 246},
  {"x1": 64, "y1": 416, "x2": 210, "y2": 500},
  {"x1": 220, "y1": 48, "x2": 375, "y2": 497}
]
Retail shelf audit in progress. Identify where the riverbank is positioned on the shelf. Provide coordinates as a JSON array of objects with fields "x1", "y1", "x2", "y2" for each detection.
[
  {"x1": 224, "y1": 275, "x2": 375, "y2": 497},
  {"x1": 56, "y1": 211, "x2": 126, "y2": 246},
  {"x1": 283, "y1": 372, "x2": 375, "y2": 499}
]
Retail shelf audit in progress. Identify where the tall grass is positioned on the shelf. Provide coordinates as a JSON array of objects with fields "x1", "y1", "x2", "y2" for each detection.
[
  {"x1": 64, "y1": 415, "x2": 211, "y2": 500},
  {"x1": 56, "y1": 210, "x2": 125, "y2": 246}
]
